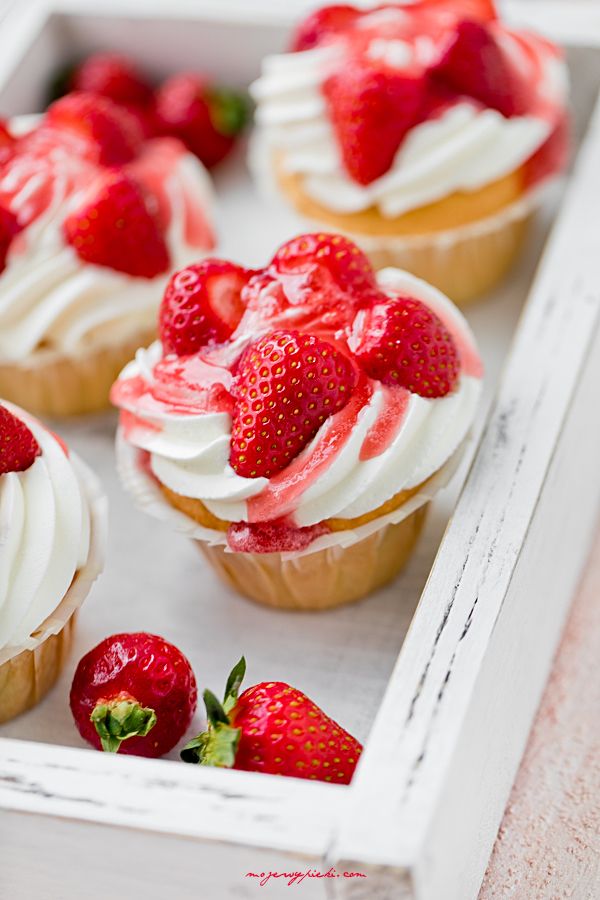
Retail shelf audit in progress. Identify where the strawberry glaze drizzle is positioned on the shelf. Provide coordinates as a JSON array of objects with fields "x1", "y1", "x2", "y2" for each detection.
[{"x1": 359, "y1": 385, "x2": 410, "y2": 461}]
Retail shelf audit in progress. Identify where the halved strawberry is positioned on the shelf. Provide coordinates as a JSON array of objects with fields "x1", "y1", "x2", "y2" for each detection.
[
  {"x1": 0, "y1": 405, "x2": 41, "y2": 475},
  {"x1": 230, "y1": 330, "x2": 357, "y2": 479},
  {"x1": 71, "y1": 53, "x2": 153, "y2": 107},
  {"x1": 271, "y1": 232, "x2": 376, "y2": 296},
  {"x1": 46, "y1": 91, "x2": 143, "y2": 165},
  {"x1": 159, "y1": 259, "x2": 250, "y2": 356},
  {"x1": 430, "y1": 19, "x2": 531, "y2": 117},
  {"x1": 0, "y1": 205, "x2": 20, "y2": 274},
  {"x1": 64, "y1": 171, "x2": 169, "y2": 278},
  {"x1": 324, "y1": 61, "x2": 426, "y2": 185},
  {"x1": 290, "y1": 5, "x2": 360, "y2": 52},
  {"x1": 352, "y1": 295, "x2": 460, "y2": 397}
]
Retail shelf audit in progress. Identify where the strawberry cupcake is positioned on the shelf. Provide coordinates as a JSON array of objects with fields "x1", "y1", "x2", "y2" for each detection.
[
  {"x1": 250, "y1": 0, "x2": 568, "y2": 304},
  {"x1": 0, "y1": 92, "x2": 215, "y2": 415},
  {"x1": 112, "y1": 234, "x2": 482, "y2": 610},
  {"x1": 0, "y1": 402, "x2": 106, "y2": 722}
]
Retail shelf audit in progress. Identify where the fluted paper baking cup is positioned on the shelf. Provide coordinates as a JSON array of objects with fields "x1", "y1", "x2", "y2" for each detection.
[
  {"x1": 0, "y1": 326, "x2": 157, "y2": 417},
  {"x1": 116, "y1": 427, "x2": 469, "y2": 559},
  {"x1": 332, "y1": 188, "x2": 545, "y2": 306},
  {"x1": 0, "y1": 455, "x2": 107, "y2": 669}
]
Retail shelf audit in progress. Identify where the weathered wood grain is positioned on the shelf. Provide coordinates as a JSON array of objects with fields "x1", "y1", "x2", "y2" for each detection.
[{"x1": 480, "y1": 525, "x2": 600, "y2": 900}]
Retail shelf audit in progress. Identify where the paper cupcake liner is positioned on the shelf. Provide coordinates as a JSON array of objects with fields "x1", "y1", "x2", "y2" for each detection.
[
  {"x1": 0, "y1": 326, "x2": 156, "y2": 417},
  {"x1": 0, "y1": 456, "x2": 107, "y2": 720},
  {"x1": 333, "y1": 188, "x2": 544, "y2": 307},
  {"x1": 198, "y1": 505, "x2": 428, "y2": 610},
  {"x1": 116, "y1": 428, "x2": 468, "y2": 560}
]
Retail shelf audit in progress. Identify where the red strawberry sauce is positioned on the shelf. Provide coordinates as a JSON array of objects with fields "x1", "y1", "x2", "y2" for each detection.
[{"x1": 359, "y1": 386, "x2": 410, "y2": 462}]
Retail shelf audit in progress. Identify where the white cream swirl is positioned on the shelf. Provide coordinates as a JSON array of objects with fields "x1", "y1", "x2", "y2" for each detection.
[
  {"x1": 0, "y1": 405, "x2": 91, "y2": 650},
  {"x1": 114, "y1": 268, "x2": 482, "y2": 528},
  {"x1": 250, "y1": 26, "x2": 567, "y2": 217},
  {"x1": 0, "y1": 128, "x2": 215, "y2": 362}
]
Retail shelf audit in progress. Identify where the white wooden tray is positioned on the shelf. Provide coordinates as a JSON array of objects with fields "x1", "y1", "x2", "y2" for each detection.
[{"x1": 1, "y1": 3, "x2": 600, "y2": 899}]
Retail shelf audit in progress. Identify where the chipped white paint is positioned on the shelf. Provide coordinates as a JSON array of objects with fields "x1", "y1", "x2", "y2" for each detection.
[{"x1": 0, "y1": 4, "x2": 600, "y2": 900}]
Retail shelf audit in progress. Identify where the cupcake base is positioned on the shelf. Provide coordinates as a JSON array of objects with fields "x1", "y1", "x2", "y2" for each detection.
[
  {"x1": 351, "y1": 211, "x2": 532, "y2": 307},
  {"x1": 198, "y1": 505, "x2": 428, "y2": 611},
  {"x1": 0, "y1": 614, "x2": 76, "y2": 724},
  {"x1": 0, "y1": 326, "x2": 156, "y2": 416}
]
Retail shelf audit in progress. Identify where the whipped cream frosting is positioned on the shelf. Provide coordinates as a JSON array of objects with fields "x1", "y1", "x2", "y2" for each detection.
[
  {"x1": 114, "y1": 268, "x2": 482, "y2": 530},
  {"x1": 0, "y1": 405, "x2": 91, "y2": 650},
  {"x1": 0, "y1": 124, "x2": 215, "y2": 362},
  {"x1": 250, "y1": 12, "x2": 568, "y2": 217}
]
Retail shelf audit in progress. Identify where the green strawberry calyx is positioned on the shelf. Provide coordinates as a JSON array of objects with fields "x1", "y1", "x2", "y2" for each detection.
[
  {"x1": 91, "y1": 692, "x2": 157, "y2": 753},
  {"x1": 180, "y1": 656, "x2": 246, "y2": 766},
  {"x1": 207, "y1": 88, "x2": 249, "y2": 137}
]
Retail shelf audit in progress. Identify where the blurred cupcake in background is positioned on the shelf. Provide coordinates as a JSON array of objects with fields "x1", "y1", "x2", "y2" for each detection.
[
  {"x1": 249, "y1": 0, "x2": 569, "y2": 304},
  {"x1": 0, "y1": 92, "x2": 216, "y2": 415}
]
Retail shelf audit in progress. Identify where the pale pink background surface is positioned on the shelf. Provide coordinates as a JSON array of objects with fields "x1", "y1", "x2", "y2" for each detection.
[{"x1": 480, "y1": 523, "x2": 600, "y2": 899}]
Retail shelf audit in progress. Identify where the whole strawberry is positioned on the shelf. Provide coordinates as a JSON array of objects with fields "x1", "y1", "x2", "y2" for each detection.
[
  {"x1": 230, "y1": 330, "x2": 357, "y2": 479},
  {"x1": 182, "y1": 658, "x2": 362, "y2": 784},
  {"x1": 159, "y1": 259, "x2": 250, "y2": 356},
  {"x1": 0, "y1": 405, "x2": 41, "y2": 475},
  {"x1": 154, "y1": 73, "x2": 247, "y2": 169},
  {"x1": 353, "y1": 294, "x2": 460, "y2": 397},
  {"x1": 71, "y1": 53, "x2": 153, "y2": 107},
  {"x1": 64, "y1": 171, "x2": 169, "y2": 278},
  {"x1": 70, "y1": 632, "x2": 197, "y2": 757}
]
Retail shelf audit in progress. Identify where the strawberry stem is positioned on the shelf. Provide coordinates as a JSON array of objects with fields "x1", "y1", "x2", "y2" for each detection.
[
  {"x1": 181, "y1": 658, "x2": 246, "y2": 766},
  {"x1": 91, "y1": 695, "x2": 157, "y2": 753}
]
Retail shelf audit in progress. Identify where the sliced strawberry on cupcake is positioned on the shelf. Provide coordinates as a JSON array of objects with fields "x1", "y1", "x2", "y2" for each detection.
[
  {"x1": 352, "y1": 294, "x2": 460, "y2": 397},
  {"x1": 230, "y1": 329, "x2": 358, "y2": 479},
  {"x1": 70, "y1": 632, "x2": 197, "y2": 757},
  {"x1": 64, "y1": 170, "x2": 170, "y2": 278},
  {"x1": 154, "y1": 73, "x2": 248, "y2": 169},
  {"x1": 159, "y1": 259, "x2": 251, "y2": 356},
  {"x1": 182, "y1": 658, "x2": 362, "y2": 783},
  {"x1": 46, "y1": 91, "x2": 144, "y2": 166},
  {"x1": 430, "y1": 19, "x2": 532, "y2": 117},
  {"x1": 0, "y1": 404, "x2": 41, "y2": 474},
  {"x1": 270, "y1": 232, "x2": 376, "y2": 296},
  {"x1": 323, "y1": 60, "x2": 426, "y2": 185}
]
